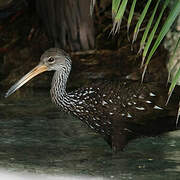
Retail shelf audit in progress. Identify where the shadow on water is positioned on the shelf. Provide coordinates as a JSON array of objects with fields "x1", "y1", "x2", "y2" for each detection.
[{"x1": 1, "y1": 90, "x2": 180, "y2": 179}]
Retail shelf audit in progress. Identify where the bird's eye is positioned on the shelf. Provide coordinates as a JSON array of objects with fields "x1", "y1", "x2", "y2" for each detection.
[{"x1": 48, "y1": 57, "x2": 55, "y2": 63}]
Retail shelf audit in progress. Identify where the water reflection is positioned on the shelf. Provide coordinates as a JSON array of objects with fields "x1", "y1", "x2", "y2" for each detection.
[{"x1": 1, "y1": 91, "x2": 180, "y2": 179}]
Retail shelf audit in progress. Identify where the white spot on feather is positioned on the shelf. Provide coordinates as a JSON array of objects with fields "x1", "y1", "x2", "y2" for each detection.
[
  {"x1": 102, "y1": 100, "x2": 108, "y2": 106},
  {"x1": 83, "y1": 92, "x2": 88, "y2": 96},
  {"x1": 154, "y1": 105, "x2": 163, "y2": 110},
  {"x1": 89, "y1": 90, "x2": 94, "y2": 94},
  {"x1": 89, "y1": 125, "x2": 94, "y2": 129},
  {"x1": 95, "y1": 123, "x2": 100, "y2": 127},
  {"x1": 135, "y1": 107, "x2": 145, "y2": 110},
  {"x1": 127, "y1": 113, "x2": 132, "y2": 118},
  {"x1": 109, "y1": 100, "x2": 113, "y2": 103},
  {"x1": 122, "y1": 103, "x2": 126, "y2": 107},
  {"x1": 124, "y1": 128, "x2": 132, "y2": 132},
  {"x1": 101, "y1": 129, "x2": 105, "y2": 133},
  {"x1": 150, "y1": 92, "x2": 156, "y2": 97},
  {"x1": 146, "y1": 100, "x2": 152, "y2": 104},
  {"x1": 84, "y1": 96, "x2": 89, "y2": 100},
  {"x1": 90, "y1": 104, "x2": 95, "y2": 108},
  {"x1": 139, "y1": 95, "x2": 144, "y2": 99}
]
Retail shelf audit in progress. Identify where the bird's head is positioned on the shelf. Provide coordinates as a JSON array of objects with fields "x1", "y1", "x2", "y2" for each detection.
[
  {"x1": 40, "y1": 48, "x2": 71, "y2": 71},
  {"x1": 5, "y1": 48, "x2": 71, "y2": 98}
]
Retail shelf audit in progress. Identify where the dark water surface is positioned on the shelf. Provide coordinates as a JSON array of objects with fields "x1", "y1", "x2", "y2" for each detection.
[{"x1": 0, "y1": 91, "x2": 180, "y2": 180}]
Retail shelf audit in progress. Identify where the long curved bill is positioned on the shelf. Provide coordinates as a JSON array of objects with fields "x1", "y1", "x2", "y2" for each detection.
[{"x1": 5, "y1": 64, "x2": 48, "y2": 98}]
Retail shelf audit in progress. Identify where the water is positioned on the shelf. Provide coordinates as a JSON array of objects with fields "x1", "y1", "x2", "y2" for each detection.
[{"x1": 0, "y1": 90, "x2": 180, "y2": 180}]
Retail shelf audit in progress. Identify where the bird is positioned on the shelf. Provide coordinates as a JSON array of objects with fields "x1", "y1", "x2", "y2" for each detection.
[{"x1": 5, "y1": 48, "x2": 180, "y2": 151}]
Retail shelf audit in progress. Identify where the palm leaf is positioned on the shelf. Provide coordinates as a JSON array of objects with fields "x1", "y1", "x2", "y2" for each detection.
[
  {"x1": 132, "y1": 0, "x2": 152, "y2": 44},
  {"x1": 111, "y1": 0, "x2": 128, "y2": 34},
  {"x1": 127, "y1": 0, "x2": 137, "y2": 34},
  {"x1": 167, "y1": 37, "x2": 180, "y2": 84},
  {"x1": 141, "y1": 0, "x2": 169, "y2": 70},
  {"x1": 142, "y1": 0, "x2": 180, "y2": 82},
  {"x1": 138, "y1": 0, "x2": 161, "y2": 59},
  {"x1": 112, "y1": 0, "x2": 122, "y2": 19},
  {"x1": 167, "y1": 67, "x2": 180, "y2": 126},
  {"x1": 177, "y1": 103, "x2": 180, "y2": 126},
  {"x1": 166, "y1": 68, "x2": 180, "y2": 105}
]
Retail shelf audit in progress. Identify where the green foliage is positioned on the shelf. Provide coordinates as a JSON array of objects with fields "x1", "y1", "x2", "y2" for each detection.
[
  {"x1": 167, "y1": 37, "x2": 180, "y2": 102},
  {"x1": 132, "y1": 0, "x2": 152, "y2": 44},
  {"x1": 141, "y1": 0, "x2": 170, "y2": 81},
  {"x1": 112, "y1": 0, "x2": 122, "y2": 19},
  {"x1": 127, "y1": 0, "x2": 137, "y2": 34},
  {"x1": 138, "y1": 0, "x2": 160, "y2": 58},
  {"x1": 91, "y1": 0, "x2": 180, "y2": 113},
  {"x1": 111, "y1": 0, "x2": 128, "y2": 34},
  {"x1": 166, "y1": 37, "x2": 180, "y2": 124},
  {"x1": 177, "y1": 103, "x2": 180, "y2": 126},
  {"x1": 142, "y1": 0, "x2": 180, "y2": 81},
  {"x1": 91, "y1": 0, "x2": 180, "y2": 79}
]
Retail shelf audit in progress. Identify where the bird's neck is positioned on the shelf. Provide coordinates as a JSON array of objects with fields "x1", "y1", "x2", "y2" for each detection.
[{"x1": 50, "y1": 70, "x2": 73, "y2": 111}]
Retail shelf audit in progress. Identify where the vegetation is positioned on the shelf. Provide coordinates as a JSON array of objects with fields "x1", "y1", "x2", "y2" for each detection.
[{"x1": 91, "y1": 0, "x2": 180, "y2": 120}]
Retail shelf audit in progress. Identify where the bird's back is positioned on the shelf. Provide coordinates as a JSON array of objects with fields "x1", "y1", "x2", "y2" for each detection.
[{"x1": 66, "y1": 80, "x2": 180, "y2": 151}]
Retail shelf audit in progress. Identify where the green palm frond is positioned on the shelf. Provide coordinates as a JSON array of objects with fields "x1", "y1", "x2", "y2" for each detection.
[
  {"x1": 167, "y1": 37, "x2": 180, "y2": 85},
  {"x1": 177, "y1": 103, "x2": 180, "y2": 126},
  {"x1": 166, "y1": 37, "x2": 180, "y2": 111},
  {"x1": 90, "y1": 0, "x2": 180, "y2": 118},
  {"x1": 111, "y1": 0, "x2": 128, "y2": 34},
  {"x1": 112, "y1": 0, "x2": 122, "y2": 19},
  {"x1": 142, "y1": 0, "x2": 180, "y2": 82},
  {"x1": 167, "y1": 65, "x2": 180, "y2": 125},
  {"x1": 167, "y1": 68, "x2": 180, "y2": 103},
  {"x1": 132, "y1": 0, "x2": 152, "y2": 44},
  {"x1": 167, "y1": 38, "x2": 180, "y2": 122},
  {"x1": 141, "y1": 0, "x2": 168, "y2": 67},
  {"x1": 90, "y1": 0, "x2": 180, "y2": 71},
  {"x1": 90, "y1": 0, "x2": 180, "y2": 95},
  {"x1": 127, "y1": 0, "x2": 137, "y2": 34},
  {"x1": 138, "y1": 0, "x2": 160, "y2": 58}
]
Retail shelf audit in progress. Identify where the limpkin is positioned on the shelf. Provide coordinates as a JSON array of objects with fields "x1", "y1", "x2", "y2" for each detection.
[{"x1": 5, "y1": 48, "x2": 180, "y2": 151}]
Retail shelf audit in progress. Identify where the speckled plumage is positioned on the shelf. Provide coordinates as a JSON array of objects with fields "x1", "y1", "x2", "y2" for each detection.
[
  {"x1": 6, "y1": 48, "x2": 180, "y2": 151},
  {"x1": 45, "y1": 49, "x2": 179, "y2": 151}
]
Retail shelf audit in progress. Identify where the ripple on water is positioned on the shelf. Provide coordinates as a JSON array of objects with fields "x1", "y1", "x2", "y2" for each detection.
[{"x1": 1, "y1": 91, "x2": 180, "y2": 179}]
